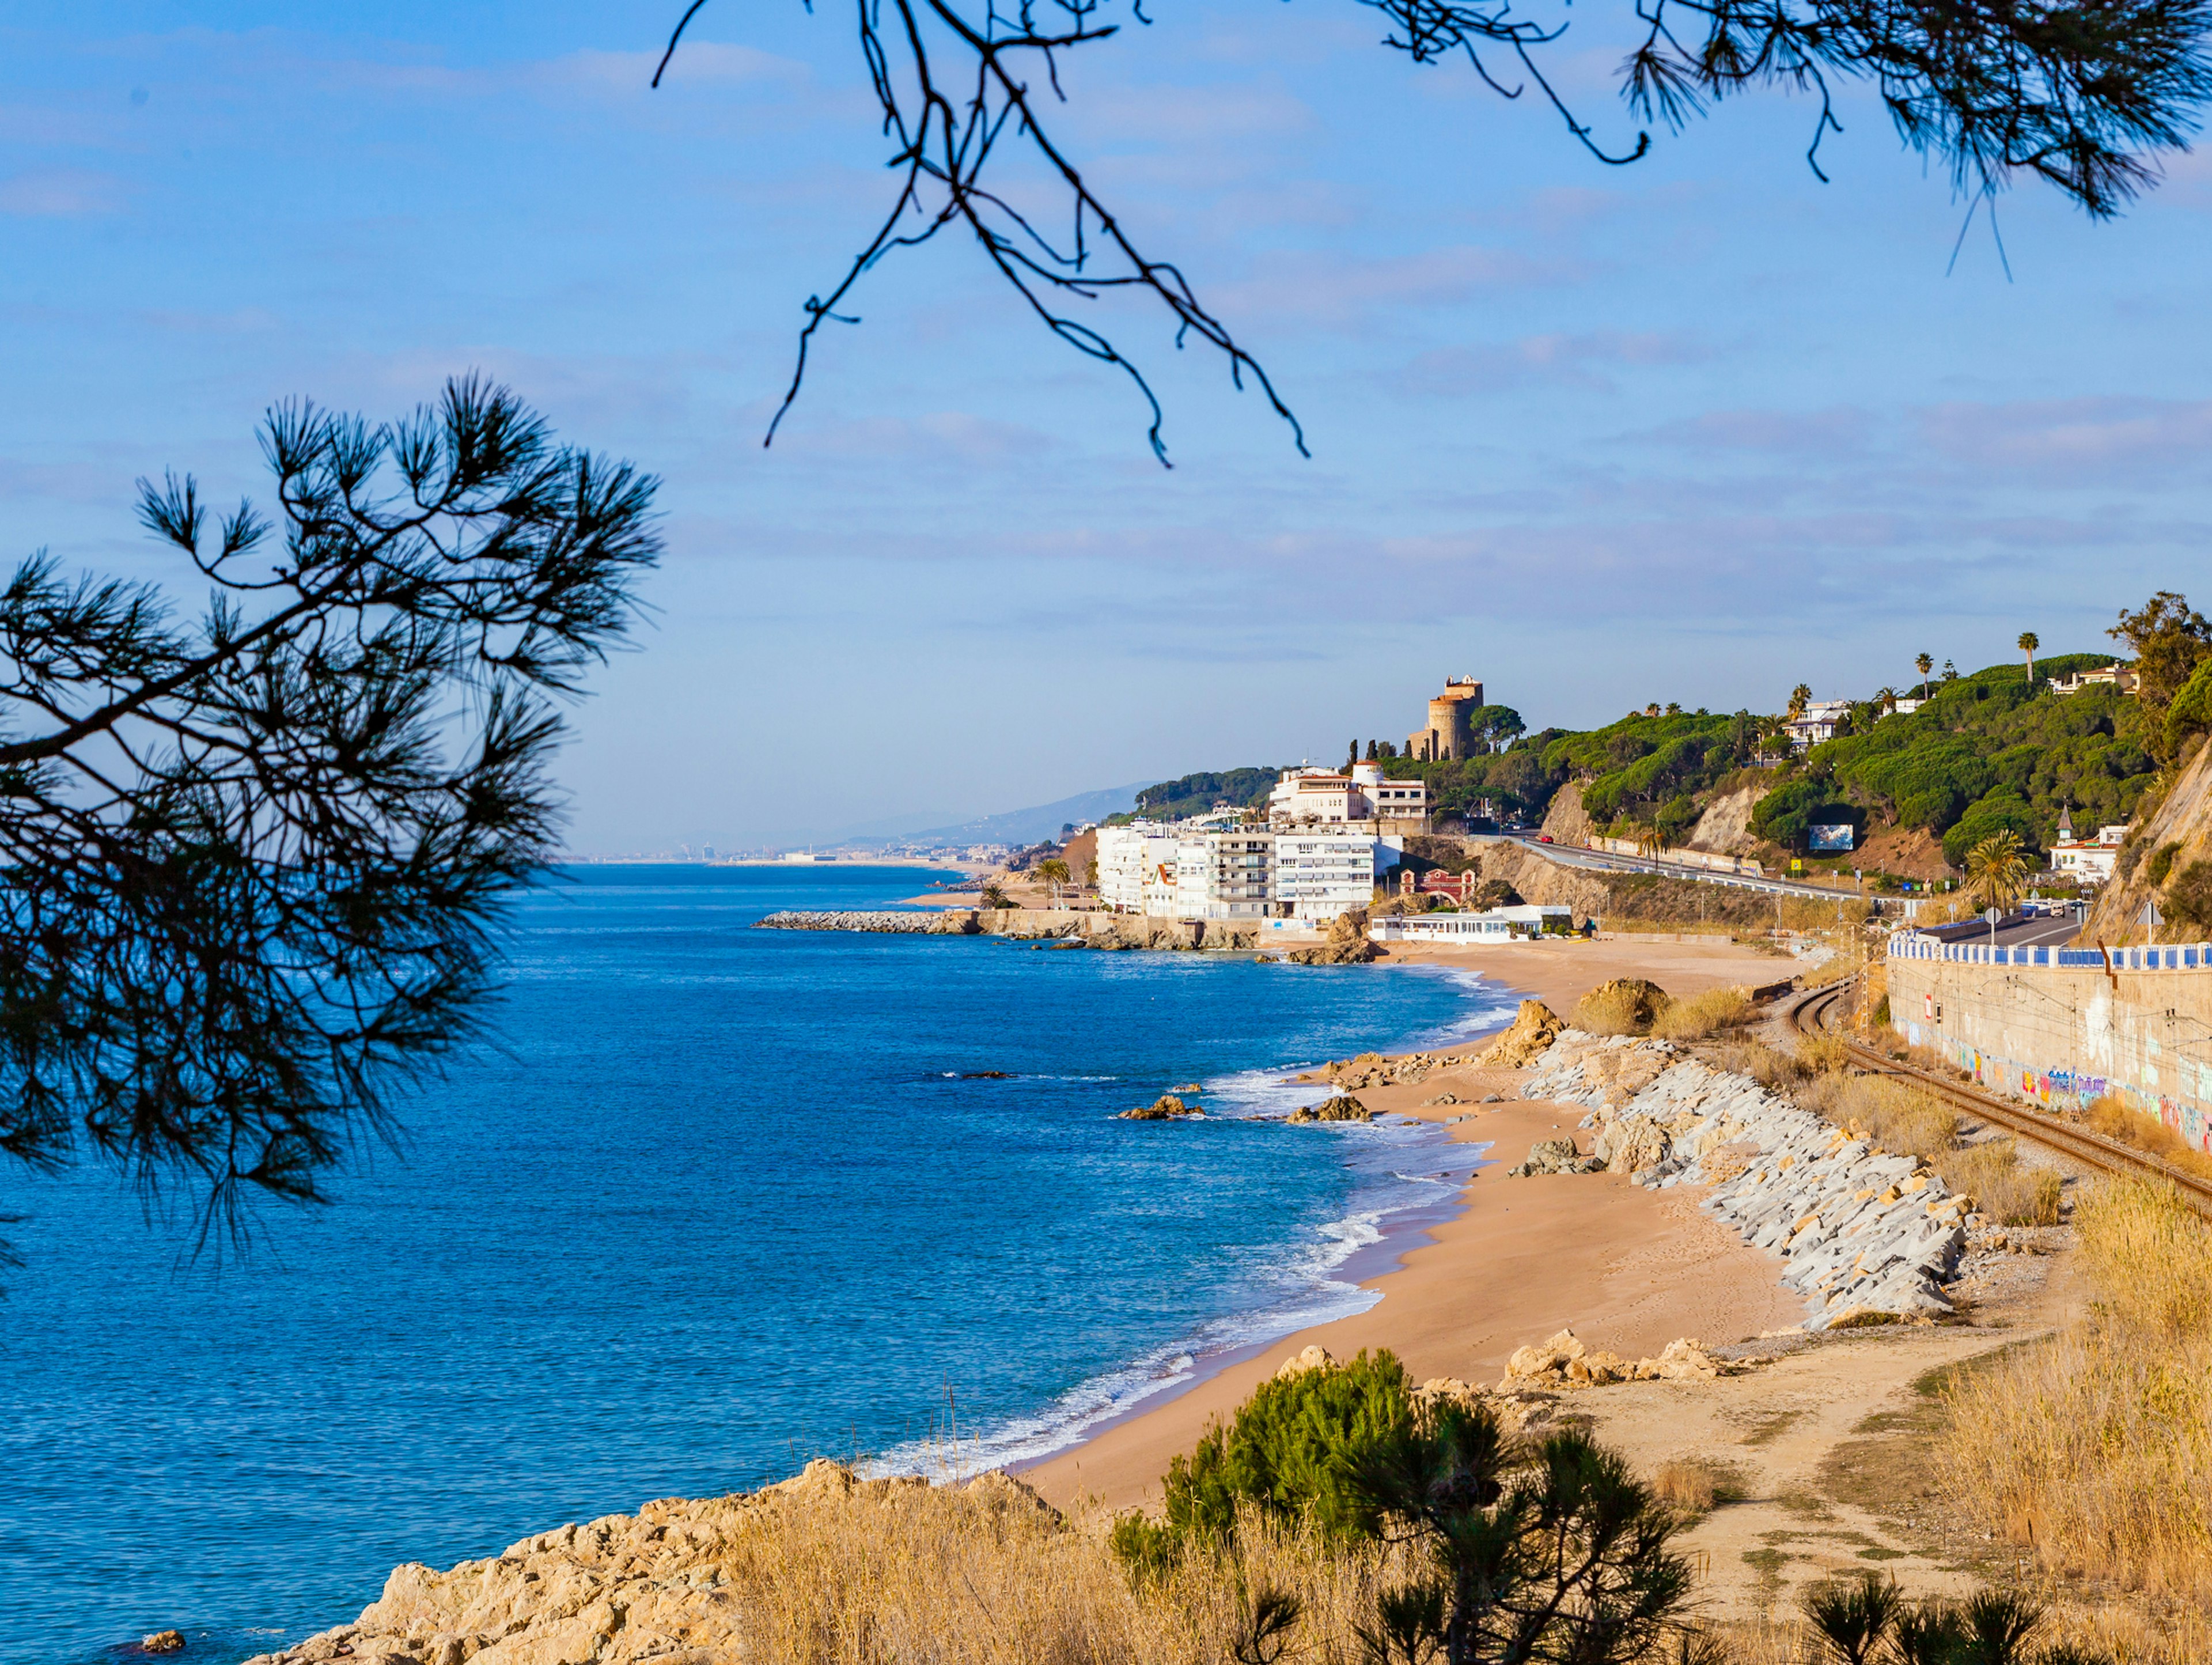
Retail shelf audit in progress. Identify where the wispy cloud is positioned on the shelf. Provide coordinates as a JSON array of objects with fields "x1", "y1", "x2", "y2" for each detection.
[
  {"x1": 1397, "y1": 329, "x2": 1711, "y2": 394},
  {"x1": 0, "y1": 168, "x2": 126, "y2": 217}
]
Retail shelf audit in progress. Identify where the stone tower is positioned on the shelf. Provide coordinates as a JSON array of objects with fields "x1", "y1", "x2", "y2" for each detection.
[{"x1": 1406, "y1": 676, "x2": 1485, "y2": 761}]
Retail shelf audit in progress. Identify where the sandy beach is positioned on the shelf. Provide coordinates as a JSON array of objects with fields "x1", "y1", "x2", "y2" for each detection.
[{"x1": 1025, "y1": 933, "x2": 1807, "y2": 1515}]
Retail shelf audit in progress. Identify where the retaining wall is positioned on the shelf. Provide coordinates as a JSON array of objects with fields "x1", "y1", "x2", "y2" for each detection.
[{"x1": 1885, "y1": 936, "x2": 2212, "y2": 1153}]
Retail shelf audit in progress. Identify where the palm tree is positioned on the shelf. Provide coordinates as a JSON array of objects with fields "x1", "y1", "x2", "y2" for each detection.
[
  {"x1": 1874, "y1": 686, "x2": 1899, "y2": 714},
  {"x1": 2019, "y1": 630, "x2": 2040, "y2": 685},
  {"x1": 1788, "y1": 684, "x2": 1812, "y2": 718},
  {"x1": 1915, "y1": 652, "x2": 1934, "y2": 698},
  {"x1": 1964, "y1": 830, "x2": 2031, "y2": 913}
]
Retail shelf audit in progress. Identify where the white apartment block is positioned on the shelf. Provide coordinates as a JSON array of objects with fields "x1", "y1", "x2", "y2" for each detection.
[
  {"x1": 1274, "y1": 831, "x2": 1391, "y2": 922},
  {"x1": 1093, "y1": 822, "x2": 1392, "y2": 922}
]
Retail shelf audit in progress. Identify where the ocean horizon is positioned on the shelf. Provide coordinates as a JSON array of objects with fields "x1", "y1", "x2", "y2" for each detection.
[{"x1": 1, "y1": 866, "x2": 1519, "y2": 1664}]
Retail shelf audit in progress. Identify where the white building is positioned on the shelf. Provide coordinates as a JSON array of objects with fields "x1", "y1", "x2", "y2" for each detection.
[
  {"x1": 1095, "y1": 822, "x2": 1181, "y2": 914},
  {"x1": 2051, "y1": 822, "x2": 2128, "y2": 883},
  {"x1": 1267, "y1": 762, "x2": 1430, "y2": 832},
  {"x1": 1274, "y1": 831, "x2": 1393, "y2": 922},
  {"x1": 1166, "y1": 830, "x2": 1277, "y2": 919},
  {"x1": 1785, "y1": 699, "x2": 1853, "y2": 753},
  {"x1": 1369, "y1": 904, "x2": 1575, "y2": 943}
]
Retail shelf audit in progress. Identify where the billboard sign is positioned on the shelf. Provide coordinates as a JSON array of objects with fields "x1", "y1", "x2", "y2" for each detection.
[{"x1": 1808, "y1": 823, "x2": 1855, "y2": 852}]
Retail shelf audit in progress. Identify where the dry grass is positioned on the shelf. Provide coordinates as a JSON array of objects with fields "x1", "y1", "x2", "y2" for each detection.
[
  {"x1": 1572, "y1": 982, "x2": 1652, "y2": 1036},
  {"x1": 1930, "y1": 1140, "x2": 2063, "y2": 1227},
  {"x1": 2084, "y1": 1093, "x2": 2212, "y2": 1182},
  {"x1": 1706, "y1": 1599, "x2": 2212, "y2": 1665},
  {"x1": 1796, "y1": 1031, "x2": 1850, "y2": 1074},
  {"x1": 1944, "y1": 1178, "x2": 2212, "y2": 1600},
  {"x1": 1652, "y1": 986, "x2": 1754, "y2": 1042},
  {"x1": 1796, "y1": 1073, "x2": 1959, "y2": 1161},
  {"x1": 698, "y1": 1478, "x2": 1436, "y2": 1664}
]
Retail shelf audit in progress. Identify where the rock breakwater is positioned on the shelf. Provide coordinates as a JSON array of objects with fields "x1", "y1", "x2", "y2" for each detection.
[
  {"x1": 1521, "y1": 1031, "x2": 1968, "y2": 1330},
  {"x1": 755, "y1": 909, "x2": 1264, "y2": 950}
]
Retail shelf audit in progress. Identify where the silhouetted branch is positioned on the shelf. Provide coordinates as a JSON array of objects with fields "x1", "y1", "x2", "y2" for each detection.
[{"x1": 660, "y1": 0, "x2": 2212, "y2": 461}]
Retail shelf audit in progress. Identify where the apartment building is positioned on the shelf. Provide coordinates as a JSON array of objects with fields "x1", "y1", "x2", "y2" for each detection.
[
  {"x1": 1095, "y1": 822, "x2": 1392, "y2": 921},
  {"x1": 1267, "y1": 761, "x2": 1430, "y2": 834}
]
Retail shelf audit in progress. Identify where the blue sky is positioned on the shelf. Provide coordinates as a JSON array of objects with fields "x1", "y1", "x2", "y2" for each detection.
[{"x1": 4, "y1": 2, "x2": 2208, "y2": 849}]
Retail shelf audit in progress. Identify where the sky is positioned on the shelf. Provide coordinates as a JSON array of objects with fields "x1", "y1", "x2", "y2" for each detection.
[{"x1": 3, "y1": 2, "x2": 2208, "y2": 850}]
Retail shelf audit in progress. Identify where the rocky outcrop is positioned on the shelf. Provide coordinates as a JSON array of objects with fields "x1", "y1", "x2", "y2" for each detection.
[
  {"x1": 2088, "y1": 733, "x2": 2212, "y2": 944},
  {"x1": 1478, "y1": 1000, "x2": 1563, "y2": 1067},
  {"x1": 1288, "y1": 1095, "x2": 1372, "y2": 1123},
  {"x1": 1497, "y1": 1328, "x2": 1730, "y2": 1388},
  {"x1": 757, "y1": 910, "x2": 982, "y2": 933},
  {"x1": 1504, "y1": 1137, "x2": 1603, "y2": 1176},
  {"x1": 1301, "y1": 1048, "x2": 1477, "y2": 1091},
  {"x1": 241, "y1": 1466, "x2": 1062, "y2": 1665},
  {"x1": 1574, "y1": 978, "x2": 1669, "y2": 1031},
  {"x1": 1119, "y1": 1094, "x2": 1200, "y2": 1120},
  {"x1": 142, "y1": 1634, "x2": 185, "y2": 1655},
  {"x1": 1521, "y1": 1031, "x2": 1969, "y2": 1329},
  {"x1": 1284, "y1": 910, "x2": 1380, "y2": 966}
]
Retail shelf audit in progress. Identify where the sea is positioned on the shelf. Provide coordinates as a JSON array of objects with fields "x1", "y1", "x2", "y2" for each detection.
[{"x1": 0, "y1": 865, "x2": 1521, "y2": 1665}]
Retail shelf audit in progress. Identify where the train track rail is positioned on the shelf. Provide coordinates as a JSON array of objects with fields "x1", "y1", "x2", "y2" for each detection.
[{"x1": 1785, "y1": 979, "x2": 2212, "y2": 1218}]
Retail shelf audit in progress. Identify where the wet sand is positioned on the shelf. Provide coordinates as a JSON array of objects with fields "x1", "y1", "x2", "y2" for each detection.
[{"x1": 1024, "y1": 936, "x2": 1806, "y2": 1515}]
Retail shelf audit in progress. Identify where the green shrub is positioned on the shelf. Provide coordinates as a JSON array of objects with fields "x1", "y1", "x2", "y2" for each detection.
[
  {"x1": 2168, "y1": 861, "x2": 2212, "y2": 934},
  {"x1": 2147, "y1": 841, "x2": 2183, "y2": 888},
  {"x1": 1156, "y1": 1349, "x2": 1414, "y2": 1549}
]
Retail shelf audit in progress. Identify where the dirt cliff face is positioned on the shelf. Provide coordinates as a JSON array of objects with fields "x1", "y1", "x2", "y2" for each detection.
[
  {"x1": 1539, "y1": 782, "x2": 1592, "y2": 846},
  {"x1": 1683, "y1": 785, "x2": 1760, "y2": 854},
  {"x1": 2089, "y1": 737, "x2": 2212, "y2": 943}
]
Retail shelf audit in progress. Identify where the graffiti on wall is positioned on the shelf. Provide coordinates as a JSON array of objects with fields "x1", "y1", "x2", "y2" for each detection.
[{"x1": 1902, "y1": 1019, "x2": 2210, "y2": 1153}]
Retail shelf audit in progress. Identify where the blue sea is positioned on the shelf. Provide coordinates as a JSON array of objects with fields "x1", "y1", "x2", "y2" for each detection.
[{"x1": 0, "y1": 866, "x2": 1517, "y2": 1665}]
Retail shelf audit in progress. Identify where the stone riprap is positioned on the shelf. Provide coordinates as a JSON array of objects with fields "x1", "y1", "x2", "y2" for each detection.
[
  {"x1": 1520, "y1": 1031, "x2": 1969, "y2": 1330},
  {"x1": 755, "y1": 909, "x2": 1263, "y2": 950}
]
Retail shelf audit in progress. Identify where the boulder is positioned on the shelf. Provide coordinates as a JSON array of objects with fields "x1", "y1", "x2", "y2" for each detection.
[
  {"x1": 1275, "y1": 1344, "x2": 1337, "y2": 1378},
  {"x1": 1505, "y1": 1137, "x2": 1602, "y2": 1176},
  {"x1": 1479, "y1": 1000, "x2": 1564, "y2": 1067},
  {"x1": 1289, "y1": 1095, "x2": 1372, "y2": 1123},
  {"x1": 1597, "y1": 1119, "x2": 1671, "y2": 1175},
  {"x1": 142, "y1": 1634, "x2": 185, "y2": 1655}
]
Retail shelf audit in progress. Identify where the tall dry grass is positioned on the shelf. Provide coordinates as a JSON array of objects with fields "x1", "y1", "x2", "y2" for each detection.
[
  {"x1": 1931, "y1": 1140, "x2": 2063, "y2": 1227},
  {"x1": 1651, "y1": 986, "x2": 1753, "y2": 1042},
  {"x1": 1944, "y1": 1178, "x2": 2212, "y2": 1599},
  {"x1": 699, "y1": 1478, "x2": 1433, "y2": 1664},
  {"x1": 2084, "y1": 1093, "x2": 2212, "y2": 1182}
]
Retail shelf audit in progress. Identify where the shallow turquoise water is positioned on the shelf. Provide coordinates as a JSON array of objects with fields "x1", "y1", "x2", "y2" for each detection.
[{"x1": 0, "y1": 866, "x2": 1515, "y2": 1663}]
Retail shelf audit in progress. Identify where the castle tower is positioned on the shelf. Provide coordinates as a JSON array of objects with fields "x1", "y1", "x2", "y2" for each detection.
[{"x1": 1407, "y1": 676, "x2": 1484, "y2": 760}]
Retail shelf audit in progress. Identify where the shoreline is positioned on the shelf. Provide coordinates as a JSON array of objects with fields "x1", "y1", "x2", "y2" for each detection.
[{"x1": 1020, "y1": 934, "x2": 1803, "y2": 1515}]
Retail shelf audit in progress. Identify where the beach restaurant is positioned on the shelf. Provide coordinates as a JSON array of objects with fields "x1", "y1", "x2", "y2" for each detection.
[{"x1": 1369, "y1": 905, "x2": 1575, "y2": 942}]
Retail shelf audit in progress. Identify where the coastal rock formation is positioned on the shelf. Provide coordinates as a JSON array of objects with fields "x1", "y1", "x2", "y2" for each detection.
[
  {"x1": 1478, "y1": 1000, "x2": 1563, "y2": 1067},
  {"x1": 1275, "y1": 1344, "x2": 1337, "y2": 1378},
  {"x1": 1575, "y1": 978, "x2": 1670, "y2": 1031},
  {"x1": 240, "y1": 1466, "x2": 1064, "y2": 1665},
  {"x1": 141, "y1": 1634, "x2": 185, "y2": 1654},
  {"x1": 1505, "y1": 1138, "x2": 1603, "y2": 1177},
  {"x1": 1120, "y1": 1094, "x2": 1200, "y2": 1120},
  {"x1": 1497, "y1": 1329, "x2": 1729, "y2": 1389},
  {"x1": 1304, "y1": 1048, "x2": 1476, "y2": 1091},
  {"x1": 1522, "y1": 1031, "x2": 1969, "y2": 1329},
  {"x1": 1283, "y1": 911, "x2": 1380, "y2": 966},
  {"x1": 1288, "y1": 1095, "x2": 1372, "y2": 1123}
]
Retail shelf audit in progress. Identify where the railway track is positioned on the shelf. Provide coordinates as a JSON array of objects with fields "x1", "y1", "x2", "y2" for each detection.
[{"x1": 1785, "y1": 979, "x2": 2212, "y2": 1218}]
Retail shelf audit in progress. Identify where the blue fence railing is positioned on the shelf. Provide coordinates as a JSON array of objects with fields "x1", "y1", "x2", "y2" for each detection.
[{"x1": 1888, "y1": 936, "x2": 2212, "y2": 971}]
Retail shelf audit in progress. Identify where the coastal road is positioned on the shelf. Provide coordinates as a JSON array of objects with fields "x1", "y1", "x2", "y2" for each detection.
[
  {"x1": 1789, "y1": 980, "x2": 2212, "y2": 1219},
  {"x1": 1486, "y1": 834, "x2": 1884, "y2": 907}
]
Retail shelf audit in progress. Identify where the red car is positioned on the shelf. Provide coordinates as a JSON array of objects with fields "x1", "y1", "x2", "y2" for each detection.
[{"x1": 1536, "y1": 834, "x2": 1554, "y2": 843}]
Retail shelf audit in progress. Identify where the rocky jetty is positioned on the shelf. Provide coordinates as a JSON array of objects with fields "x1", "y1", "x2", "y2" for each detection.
[
  {"x1": 1301, "y1": 1048, "x2": 1478, "y2": 1091},
  {"x1": 756, "y1": 909, "x2": 1262, "y2": 951},
  {"x1": 1521, "y1": 1031, "x2": 1969, "y2": 1329}
]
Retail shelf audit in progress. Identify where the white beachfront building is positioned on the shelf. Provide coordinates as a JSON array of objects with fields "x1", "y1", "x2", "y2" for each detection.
[
  {"x1": 1094, "y1": 822, "x2": 1396, "y2": 922},
  {"x1": 1369, "y1": 904, "x2": 1575, "y2": 943},
  {"x1": 1274, "y1": 831, "x2": 1394, "y2": 922},
  {"x1": 2051, "y1": 822, "x2": 2128, "y2": 883}
]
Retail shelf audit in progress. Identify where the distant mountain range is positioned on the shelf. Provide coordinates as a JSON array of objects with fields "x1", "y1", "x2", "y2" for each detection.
[{"x1": 828, "y1": 782, "x2": 1150, "y2": 849}]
